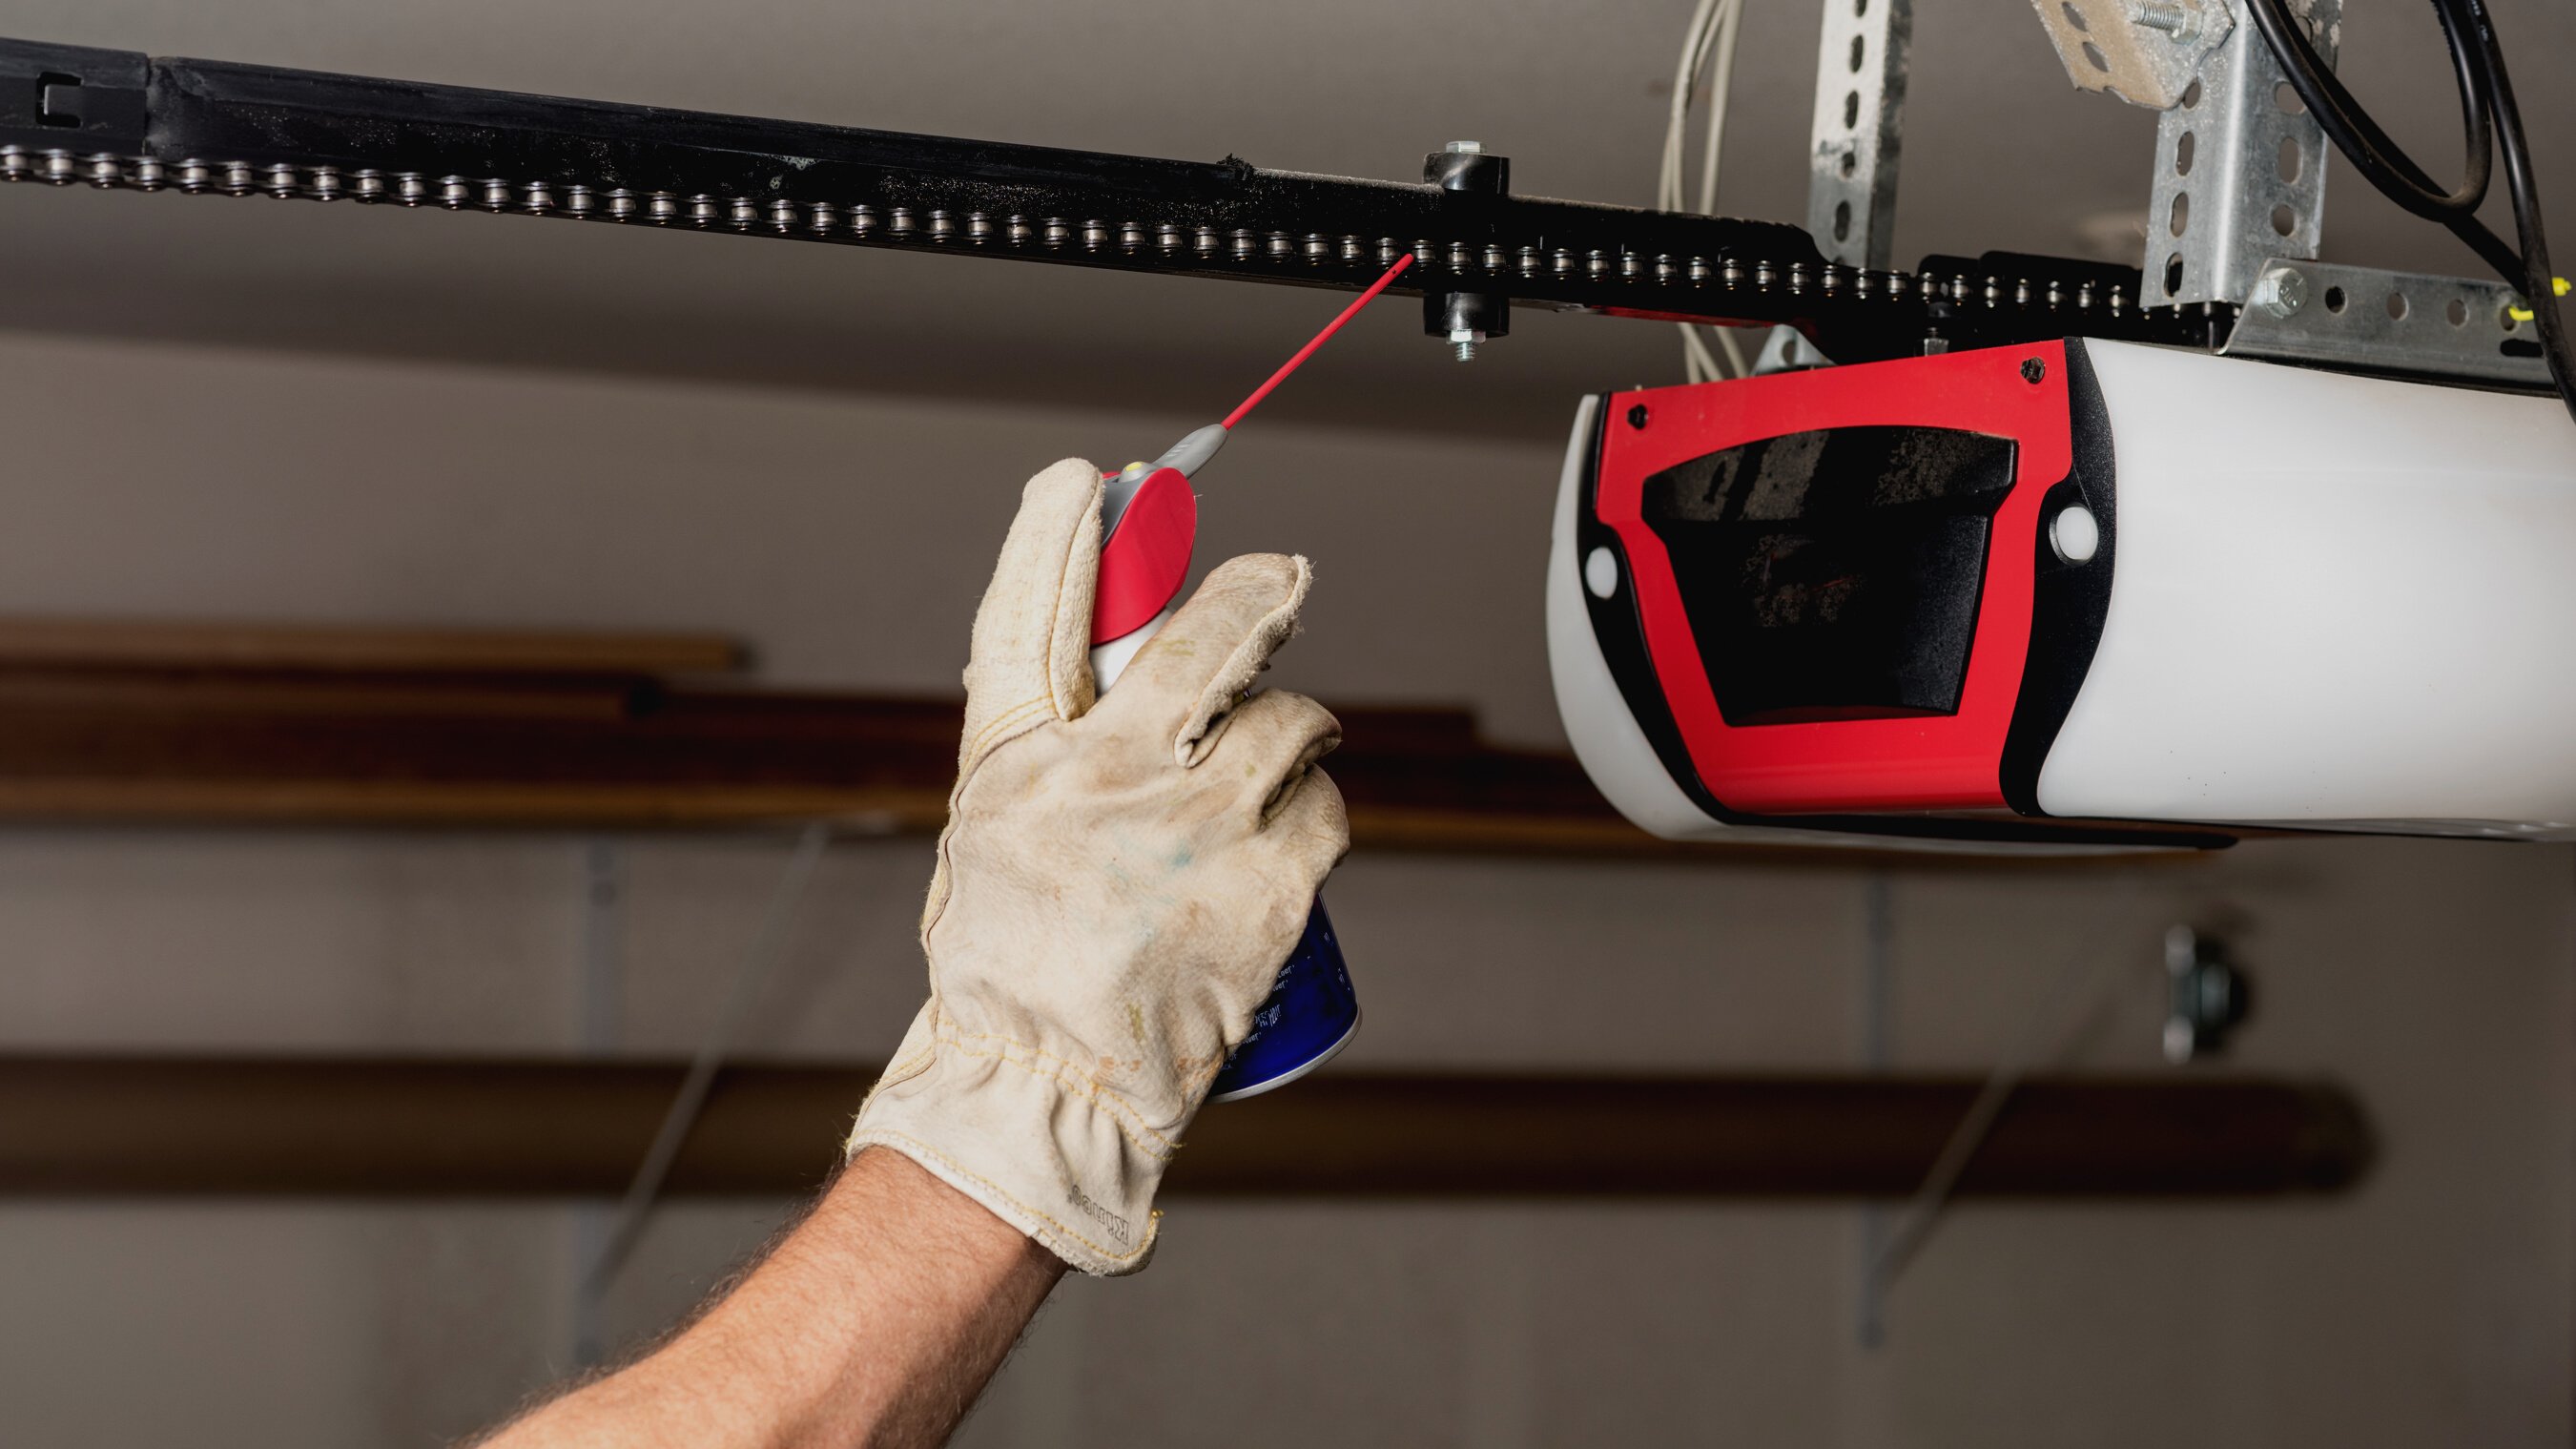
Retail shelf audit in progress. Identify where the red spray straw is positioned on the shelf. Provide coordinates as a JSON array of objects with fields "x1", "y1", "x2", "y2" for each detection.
[{"x1": 1218, "y1": 253, "x2": 1414, "y2": 431}]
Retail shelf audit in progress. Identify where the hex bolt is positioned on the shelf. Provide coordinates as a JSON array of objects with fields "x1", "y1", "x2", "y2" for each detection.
[
  {"x1": 1424, "y1": 142, "x2": 1509, "y2": 362},
  {"x1": 2251, "y1": 265, "x2": 2309, "y2": 318},
  {"x1": 2130, "y1": 0, "x2": 2199, "y2": 39}
]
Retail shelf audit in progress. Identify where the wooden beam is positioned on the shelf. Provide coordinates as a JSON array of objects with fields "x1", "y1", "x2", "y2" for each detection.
[
  {"x1": 0, "y1": 616, "x2": 2228, "y2": 858},
  {"x1": 0, "y1": 658, "x2": 1679, "y2": 852},
  {"x1": 0, "y1": 673, "x2": 2209, "y2": 859},
  {"x1": 0, "y1": 617, "x2": 744, "y2": 677},
  {"x1": 0, "y1": 1057, "x2": 2371, "y2": 1199}
]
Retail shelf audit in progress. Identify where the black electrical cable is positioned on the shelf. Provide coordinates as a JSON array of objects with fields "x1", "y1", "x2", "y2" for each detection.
[
  {"x1": 2245, "y1": 0, "x2": 2518, "y2": 280},
  {"x1": 2249, "y1": 0, "x2": 2574, "y2": 425},
  {"x1": 2450, "y1": 0, "x2": 2576, "y2": 429}
]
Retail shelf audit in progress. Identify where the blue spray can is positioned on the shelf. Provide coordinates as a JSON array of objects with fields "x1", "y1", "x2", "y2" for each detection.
[{"x1": 1088, "y1": 425, "x2": 1360, "y2": 1102}]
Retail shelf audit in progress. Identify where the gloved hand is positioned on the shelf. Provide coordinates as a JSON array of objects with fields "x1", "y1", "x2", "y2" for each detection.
[{"x1": 847, "y1": 458, "x2": 1350, "y2": 1275}]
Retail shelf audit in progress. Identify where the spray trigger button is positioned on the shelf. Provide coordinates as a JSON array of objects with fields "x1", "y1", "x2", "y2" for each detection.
[{"x1": 1091, "y1": 466, "x2": 1199, "y2": 646}]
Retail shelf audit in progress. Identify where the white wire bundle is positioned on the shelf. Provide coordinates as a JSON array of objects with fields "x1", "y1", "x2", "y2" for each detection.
[{"x1": 1660, "y1": 0, "x2": 1751, "y2": 383}]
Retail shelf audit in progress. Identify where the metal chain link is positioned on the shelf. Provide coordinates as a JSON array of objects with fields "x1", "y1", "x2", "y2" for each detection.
[{"x1": 0, "y1": 144, "x2": 2175, "y2": 336}]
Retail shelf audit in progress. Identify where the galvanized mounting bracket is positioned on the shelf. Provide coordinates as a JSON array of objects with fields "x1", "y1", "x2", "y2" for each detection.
[
  {"x1": 2037, "y1": 0, "x2": 2548, "y2": 388},
  {"x1": 1808, "y1": 0, "x2": 1912, "y2": 272},
  {"x1": 2223, "y1": 259, "x2": 2553, "y2": 386},
  {"x1": 1755, "y1": 325, "x2": 1834, "y2": 373},
  {"x1": 2036, "y1": 0, "x2": 2335, "y2": 308},
  {"x1": 2042, "y1": 0, "x2": 2546, "y2": 387},
  {"x1": 2031, "y1": 0, "x2": 2235, "y2": 111},
  {"x1": 2142, "y1": 0, "x2": 2337, "y2": 308}
]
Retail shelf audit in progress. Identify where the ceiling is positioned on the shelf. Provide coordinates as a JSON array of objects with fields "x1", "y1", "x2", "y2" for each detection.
[{"x1": 0, "y1": 0, "x2": 2566, "y2": 439}]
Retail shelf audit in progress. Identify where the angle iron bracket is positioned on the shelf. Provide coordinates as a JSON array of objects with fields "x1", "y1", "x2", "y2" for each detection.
[
  {"x1": 2222, "y1": 258, "x2": 2553, "y2": 388},
  {"x1": 2032, "y1": 0, "x2": 2234, "y2": 110},
  {"x1": 1808, "y1": 0, "x2": 1912, "y2": 272},
  {"x1": 2143, "y1": 0, "x2": 2336, "y2": 309}
]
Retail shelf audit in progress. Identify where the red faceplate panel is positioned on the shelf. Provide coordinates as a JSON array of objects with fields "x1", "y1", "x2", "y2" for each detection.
[{"x1": 1594, "y1": 342, "x2": 2070, "y2": 814}]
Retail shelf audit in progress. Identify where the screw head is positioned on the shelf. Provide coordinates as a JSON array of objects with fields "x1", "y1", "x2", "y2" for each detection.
[
  {"x1": 1626, "y1": 404, "x2": 1650, "y2": 429},
  {"x1": 2253, "y1": 266, "x2": 2308, "y2": 318},
  {"x1": 2020, "y1": 357, "x2": 2048, "y2": 383},
  {"x1": 2131, "y1": 0, "x2": 2200, "y2": 40}
]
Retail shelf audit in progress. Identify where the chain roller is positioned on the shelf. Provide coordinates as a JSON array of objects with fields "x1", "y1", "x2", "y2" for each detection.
[{"x1": 0, "y1": 143, "x2": 2199, "y2": 359}]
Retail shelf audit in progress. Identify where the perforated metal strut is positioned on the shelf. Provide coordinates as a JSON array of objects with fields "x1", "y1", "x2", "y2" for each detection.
[{"x1": 0, "y1": 36, "x2": 2218, "y2": 366}]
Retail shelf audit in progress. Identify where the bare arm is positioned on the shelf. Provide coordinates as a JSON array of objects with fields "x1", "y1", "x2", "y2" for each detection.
[
  {"x1": 480, "y1": 1148, "x2": 1063, "y2": 1449},
  {"x1": 480, "y1": 460, "x2": 1342, "y2": 1444}
]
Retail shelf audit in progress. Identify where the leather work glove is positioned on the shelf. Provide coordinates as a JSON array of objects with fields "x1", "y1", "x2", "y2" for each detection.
[{"x1": 847, "y1": 458, "x2": 1350, "y2": 1275}]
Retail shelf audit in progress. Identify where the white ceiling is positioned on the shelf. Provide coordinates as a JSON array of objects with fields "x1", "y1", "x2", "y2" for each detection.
[{"x1": 0, "y1": 0, "x2": 2566, "y2": 437}]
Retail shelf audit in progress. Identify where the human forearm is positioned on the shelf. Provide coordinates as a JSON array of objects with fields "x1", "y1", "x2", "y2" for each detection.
[
  {"x1": 482, "y1": 1149, "x2": 1063, "y2": 1449},
  {"x1": 478, "y1": 455, "x2": 1344, "y2": 1445}
]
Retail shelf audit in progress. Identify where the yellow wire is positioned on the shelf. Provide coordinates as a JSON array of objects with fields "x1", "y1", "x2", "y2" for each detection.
[{"x1": 2505, "y1": 276, "x2": 2570, "y2": 321}]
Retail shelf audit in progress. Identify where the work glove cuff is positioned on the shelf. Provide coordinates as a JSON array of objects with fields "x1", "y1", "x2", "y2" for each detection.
[{"x1": 848, "y1": 1003, "x2": 1171, "y2": 1275}]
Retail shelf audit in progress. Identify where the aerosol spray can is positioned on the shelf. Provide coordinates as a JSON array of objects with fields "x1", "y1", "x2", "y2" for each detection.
[
  {"x1": 1089, "y1": 425, "x2": 1360, "y2": 1102},
  {"x1": 1078, "y1": 253, "x2": 1412, "y2": 1099}
]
